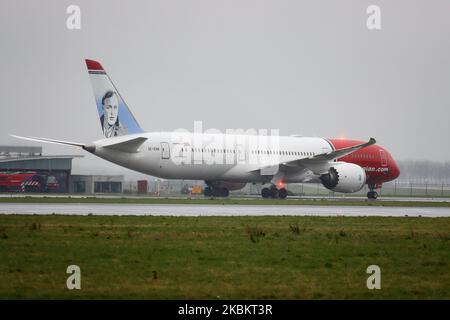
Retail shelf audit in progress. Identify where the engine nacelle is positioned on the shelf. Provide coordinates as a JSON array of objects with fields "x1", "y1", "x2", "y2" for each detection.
[
  {"x1": 208, "y1": 181, "x2": 247, "y2": 191},
  {"x1": 320, "y1": 162, "x2": 366, "y2": 193}
]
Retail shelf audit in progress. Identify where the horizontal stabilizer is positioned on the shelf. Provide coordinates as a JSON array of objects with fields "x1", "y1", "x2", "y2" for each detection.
[
  {"x1": 10, "y1": 134, "x2": 85, "y2": 148},
  {"x1": 102, "y1": 136, "x2": 147, "y2": 153}
]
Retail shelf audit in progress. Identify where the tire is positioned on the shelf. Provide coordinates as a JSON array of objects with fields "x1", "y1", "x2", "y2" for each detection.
[
  {"x1": 270, "y1": 188, "x2": 279, "y2": 198},
  {"x1": 278, "y1": 188, "x2": 287, "y2": 199},
  {"x1": 221, "y1": 188, "x2": 229, "y2": 197},
  {"x1": 204, "y1": 186, "x2": 212, "y2": 197},
  {"x1": 261, "y1": 187, "x2": 271, "y2": 198},
  {"x1": 367, "y1": 191, "x2": 378, "y2": 199}
]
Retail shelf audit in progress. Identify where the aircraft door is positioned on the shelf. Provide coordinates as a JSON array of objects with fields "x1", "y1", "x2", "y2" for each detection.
[
  {"x1": 161, "y1": 142, "x2": 170, "y2": 159},
  {"x1": 380, "y1": 149, "x2": 387, "y2": 167},
  {"x1": 237, "y1": 144, "x2": 246, "y2": 163}
]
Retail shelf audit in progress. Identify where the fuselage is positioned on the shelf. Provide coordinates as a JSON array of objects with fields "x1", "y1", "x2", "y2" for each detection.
[{"x1": 90, "y1": 132, "x2": 400, "y2": 187}]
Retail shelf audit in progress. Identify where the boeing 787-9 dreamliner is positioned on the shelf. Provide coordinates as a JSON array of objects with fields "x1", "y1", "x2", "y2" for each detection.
[{"x1": 12, "y1": 59, "x2": 400, "y2": 199}]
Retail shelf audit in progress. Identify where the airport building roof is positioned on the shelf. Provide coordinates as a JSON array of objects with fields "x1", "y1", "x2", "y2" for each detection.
[
  {"x1": 0, "y1": 145, "x2": 82, "y2": 171},
  {"x1": 0, "y1": 145, "x2": 42, "y2": 156}
]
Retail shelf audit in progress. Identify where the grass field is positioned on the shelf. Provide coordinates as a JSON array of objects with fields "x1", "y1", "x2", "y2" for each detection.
[
  {"x1": 0, "y1": 215, "x2": 449, "y2": 299},
  {"x1": 1, "y1": 196, "x2": 450, "y2": 207}
]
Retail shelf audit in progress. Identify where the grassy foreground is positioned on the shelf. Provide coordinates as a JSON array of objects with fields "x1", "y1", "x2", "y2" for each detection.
[
  {"x1": 1, "y1": 196, "x2": 450, "y2": 207},
  {"x1": 0, "y1": 215, "x2": 449, "y2": 299}
]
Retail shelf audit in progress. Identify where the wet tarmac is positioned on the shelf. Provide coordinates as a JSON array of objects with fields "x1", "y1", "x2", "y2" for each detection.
[{"x1": 0, "y1": 203, "x2": 449, "y2": 217}]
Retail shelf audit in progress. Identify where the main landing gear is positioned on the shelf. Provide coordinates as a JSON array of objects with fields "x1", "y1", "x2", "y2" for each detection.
[
  {"x1": 261, "y1": 185, "x2": 287, "y2": 199},
  {"x1": 203, "y1": 186, "x2": 229, "y2": 197}
]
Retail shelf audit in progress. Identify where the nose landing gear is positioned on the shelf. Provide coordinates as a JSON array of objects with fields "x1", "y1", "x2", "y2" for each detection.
[
  {"x1": 367, "y1": 190, "x2": 378, "y2": 199},
  {"x1": 261, "y1": 185, "x2": 288, "y2": 199},
  {"x1": 367, "y1": 183, "x2": 379, "y2": 199}
]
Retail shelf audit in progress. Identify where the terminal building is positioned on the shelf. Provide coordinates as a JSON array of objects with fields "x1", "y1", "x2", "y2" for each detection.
[
  {"x1": 0, "y1": 145, "x2": 123, "y2": 194},
  {"x1": 69, "y1": 175, "x2": 123, "y2": 194}
]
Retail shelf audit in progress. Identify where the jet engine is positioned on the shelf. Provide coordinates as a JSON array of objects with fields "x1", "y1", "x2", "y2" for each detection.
[{"x1": 320, "y1": 162, "x2": 366, "y2": 193}]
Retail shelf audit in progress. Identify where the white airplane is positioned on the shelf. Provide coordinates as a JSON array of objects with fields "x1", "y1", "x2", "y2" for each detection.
[{"x1": 11, "y1": 59, "x2": 400, "y2": 199}]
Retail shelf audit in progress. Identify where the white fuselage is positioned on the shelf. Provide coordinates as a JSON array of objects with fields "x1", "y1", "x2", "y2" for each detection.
[{"x1": 91, "y1": 132, "x2": 334, "y2": 183}]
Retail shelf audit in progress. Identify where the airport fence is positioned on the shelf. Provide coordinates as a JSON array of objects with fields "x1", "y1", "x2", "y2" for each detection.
[
  {"x1": 126, "y1": 180, "x2": 450, "y2": 198},
  {"x1": 2, "y1": 179, "x2": 447, "y2": 198},
  {"x1": 249, "y1": 181, "x2": 450, "y2": 198}
]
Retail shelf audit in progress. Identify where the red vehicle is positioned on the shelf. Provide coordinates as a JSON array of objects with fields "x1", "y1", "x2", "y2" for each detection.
[{"x1": 0, "y1": 172, "x2": 59, "y2": 193}]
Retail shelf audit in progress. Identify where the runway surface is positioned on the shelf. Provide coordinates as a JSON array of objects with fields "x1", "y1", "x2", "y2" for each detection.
[{"x1": 0, "y1": 203, "x2": 449, "y2": 217}]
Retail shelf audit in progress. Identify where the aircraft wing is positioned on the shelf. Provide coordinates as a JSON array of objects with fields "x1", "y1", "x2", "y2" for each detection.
[
  {"x1": 252, "y1": 138, "x2": 376, "y2": 176},
  {"x1": 286, "y1": 138, "x2": 376, "y2": 165}
]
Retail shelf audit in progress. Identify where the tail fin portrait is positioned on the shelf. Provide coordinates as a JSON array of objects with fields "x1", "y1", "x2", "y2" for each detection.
[{"x1": 85, "y1": 59, "x2": 144, "y2": 138}]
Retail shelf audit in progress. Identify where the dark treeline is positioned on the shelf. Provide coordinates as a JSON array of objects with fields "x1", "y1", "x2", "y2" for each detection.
[{"x1": 397, "y1": 160, "x2": 450, "y2": 184}]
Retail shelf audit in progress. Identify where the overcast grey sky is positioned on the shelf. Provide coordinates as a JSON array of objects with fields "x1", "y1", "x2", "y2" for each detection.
[{"x1": 1, "y1": 0, "x2": 449, "y2": 178}]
